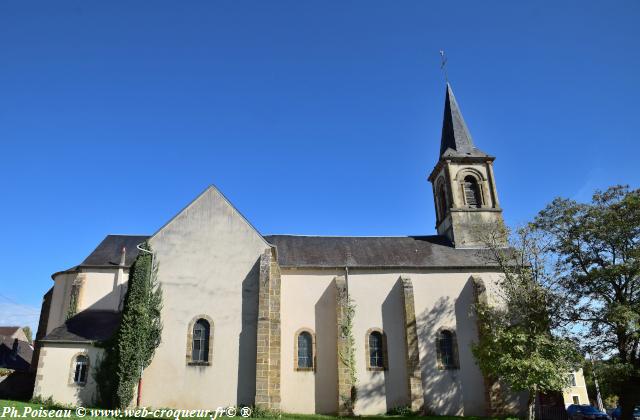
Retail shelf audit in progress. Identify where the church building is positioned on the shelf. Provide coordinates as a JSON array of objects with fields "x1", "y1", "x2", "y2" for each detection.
[{"x1": 32, "y1": 85, "x2": 572, "y2": 415}]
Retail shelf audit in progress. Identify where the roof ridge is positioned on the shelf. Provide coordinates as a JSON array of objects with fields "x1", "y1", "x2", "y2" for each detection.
[
  {"x1": 264, "y1": 234, "x2": 444, "y2": 238},
  {"x1": 104, "y1": 234, "x2": 150, "y2": 237},
  {"x1": 149, "y1": 185, "x2": 271, "y2": 248}
]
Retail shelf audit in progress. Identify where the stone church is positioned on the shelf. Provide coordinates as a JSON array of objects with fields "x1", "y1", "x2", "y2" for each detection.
[{"x1": 31, "y1": 84, "x2": 587, "y2": 415}]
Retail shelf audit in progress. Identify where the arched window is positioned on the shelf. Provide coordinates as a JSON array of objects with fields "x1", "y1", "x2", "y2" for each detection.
[
  {"x1": 366, "y1": 328, "x2": 387, "y2": 371},
  {"x1": 437, "y1": 329, "x2": 459, "y2": 369},
  {"x1": 186, "y1": 315, "x2": 213, "y2": 366},
  {"x1": 192, "y1": 319, "x2": 210, "y2": 363},
  {"x1": 73, "y1": 355, "x2": 88, "y2": 385},
  {"x1": 437, "y1": 183, "x2": 448, "y2": 221},
  {"x1": 369, "y1": 332, "x2": 384, "y2": 368},
  {"x1": 296, "y1": 330, "x2": 314, "y2": 370},
  {"x1": 463, "y1": 176, "x2": 481, "y2": 208}
]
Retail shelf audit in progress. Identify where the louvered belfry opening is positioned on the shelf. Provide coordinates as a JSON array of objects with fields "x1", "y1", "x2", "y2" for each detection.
[
  {"x1": 437, "y1": 184, "x2": 448, "y2": 221},
  {"x1": 463, "y1": 176, "x2": 481, "y2": 208}
]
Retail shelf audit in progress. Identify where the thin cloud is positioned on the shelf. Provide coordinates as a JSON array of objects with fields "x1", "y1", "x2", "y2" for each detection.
[
  {"x1": 0, "y1": 302, "x2": 40, "y2": 333},
  {"x1": 571, "y1": 166, "x2": 605, "y2": 203}
]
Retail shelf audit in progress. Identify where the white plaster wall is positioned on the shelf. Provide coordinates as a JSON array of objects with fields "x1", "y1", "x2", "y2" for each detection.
[
  {"x1": 279, "y1": 268, "x2": 504, "y2": 416},
  {"x1": 77, "y1": 269, "x2": 128, "y2": 312},
  {"x1": 47, "y1": 273, "x2": 77, "y2": 334},
  {"x1": 280, "y1": 270, "x2": 340, "y2": 414},
  {"x1": 47, "y1": 268, "x2": 128, "y2": 336},
  {"x1": 34, "y1": 344, "x2": 102, "y2": 406},
  {"x1": 279, "y1": 269, "x2": 507, "y2": 416},
  {"x1": 348, "y1": 272, "x2": 410, "y2": 415},
  {"x1": 350, "y1": 270, "x2": 500, "y2": 416},
  {"x1": 143, "y1": 187, "x2": 270, "y2": 409},
  {"x1": 411, "y1": 270, "x2": 501, "y2": 416}
]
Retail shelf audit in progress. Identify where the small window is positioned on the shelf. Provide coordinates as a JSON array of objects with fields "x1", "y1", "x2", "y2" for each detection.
[
  {"x1": 463, "y1": 176, "x2": 481, "y2": 208},
  {"x1": 368, "y1": 331, "x2": 385, "y2": 369},
  {"x1": 73, "y1": 355, "x2": 88, "y2": 385},
  {"x1": 568, "y1": 373, "x2": 577, "y2": 387},
  {"x1": 366, "y1": 328, "x2": 388, "y2": 371},
  {"x1": 296, "y1": 330, "x2": 314, "y2": 370},
  {"x1": 192, "y1": 319, "x2": 210, "y2": 362},
  {"x1": 437, "y1": 183, "x2": 448, "y2": 221},
  {"x1": 437, "y1": 329, "x2": 459, "y2": 369},
  {"x1": 572, "y1": 395, "x2": 580, "y2": 405}
]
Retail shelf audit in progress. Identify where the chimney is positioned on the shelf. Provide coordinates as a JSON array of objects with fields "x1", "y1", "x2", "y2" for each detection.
[{"x1": 120, "y1": 247, "x2": 126, "y2": 266}]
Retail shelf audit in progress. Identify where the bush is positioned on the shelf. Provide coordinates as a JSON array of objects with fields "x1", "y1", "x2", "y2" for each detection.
[
  {"x1": 247, "y1": 405, "x2": 281, "y2": 418},
  {"x1": 387, "y1": 405, "x2": 414, "y2": 416}
]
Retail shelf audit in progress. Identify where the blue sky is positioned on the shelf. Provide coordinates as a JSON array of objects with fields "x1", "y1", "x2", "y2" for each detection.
[{"x1": 1, "y1": 1, "x2": 639, "y2": 331}]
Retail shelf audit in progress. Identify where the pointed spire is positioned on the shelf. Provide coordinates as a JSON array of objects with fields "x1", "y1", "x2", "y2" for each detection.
[{"x1": 439, "y1": 83, "x2": 487, "y2": 158}]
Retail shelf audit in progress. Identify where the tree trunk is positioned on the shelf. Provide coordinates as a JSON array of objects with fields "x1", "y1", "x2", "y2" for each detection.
[
  {"x1": 620, "y1": 377, "x2": 640, "y2": 420},
  {"x1": 528, "y1": 390, "x2": 536, "y2": 420}
]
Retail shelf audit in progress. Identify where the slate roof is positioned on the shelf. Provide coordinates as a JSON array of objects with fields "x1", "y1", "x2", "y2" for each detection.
[
  {"x1": 54, "y1": 235, "x2": 149, "y2": 277},
  {"x1": 41, "y1": 310, "x2": 121, "y2": 343},
  {"x1": 81, "y1": 235, "x2": 149, "y2": 266},
  {"x1": 0, "y1": 337, "x2": 33, "y2": 371},
  {"x1": 264, "y1": 235, "x2": 498, "y2": 268},
  {"x1": 0, "y1": 327, "x2": 21, "y2": 337},
  {"x1": 440, "y1": 83, "x2": 490, "y2": 159},
  {"x1": 60, "y1": 233, "x2": 497, "y2": 274}
]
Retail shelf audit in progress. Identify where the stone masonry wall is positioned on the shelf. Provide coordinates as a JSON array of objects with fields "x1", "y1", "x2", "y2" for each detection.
[
  {"x1": 255, "y1": 248, "x2": 281, "y2": 410},
  {"x1": 400, "y1": 276, "x2": 424, "y2": 412},
  {"x1": 472, "y1": 275, "x2": 507, "y2": 416},
  {"x1": 335, "y1": 276, "x2": 353, "y2": 416}
]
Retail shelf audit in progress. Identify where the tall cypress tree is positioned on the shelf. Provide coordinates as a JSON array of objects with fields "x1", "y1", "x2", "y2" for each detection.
[{"x1": 95, "y1": 241, "x2": 163, "y2": 408}]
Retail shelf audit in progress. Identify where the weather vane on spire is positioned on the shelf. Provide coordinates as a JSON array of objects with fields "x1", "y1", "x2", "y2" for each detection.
[{"x1": 439, "y1": 50, "x2": 448, "y2": 83}]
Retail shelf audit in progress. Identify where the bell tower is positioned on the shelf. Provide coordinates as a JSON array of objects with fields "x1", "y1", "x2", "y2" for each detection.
[{"x1": 428, "y1": 84, "x2": 504, "y2": 248}]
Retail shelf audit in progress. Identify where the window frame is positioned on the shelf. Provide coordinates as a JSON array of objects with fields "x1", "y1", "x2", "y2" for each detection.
[
  {"x1": 462, "y1": 175, "x2": 482, "y2": 208},
  {"x1": 436, "y1": 178, "x2": 448, "y2": 222},
  {"x1": 365, "y1": 328, "x2": 388, "y2": 371},
  {"x1": 192, "y1": 319, "x2": 210, "y2": 363},
  {"x1": 455, "y1": 169, "x2": 487, "y2": 209},
  {"x1": 186, "y1": 315, "x2": 214, "y2": 366},
  {"x1": 436, "y1": 328, "x2": 460, "y2": 370},
  {"x1": 294, "y1": 328, "x2": 316, "y2": 372},
  {"x1": 69, "y1": 353, "x2": 89, "y2": 386}
]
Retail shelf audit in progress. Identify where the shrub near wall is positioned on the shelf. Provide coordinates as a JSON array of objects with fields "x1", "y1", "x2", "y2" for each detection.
[{"x1": 95, "y1": 241, "x2": 163, "y2": 409}]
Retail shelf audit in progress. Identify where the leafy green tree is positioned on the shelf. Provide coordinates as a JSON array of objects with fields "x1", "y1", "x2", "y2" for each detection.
[
  {"x1": 95, "y1": 241, "x2": 163, "y2": 408},
  {"x1": 472, "y1": 223, "x2": 582, "y2": 420},
  {"x1": 583, "y1": 358, "x2": 621, "y2": 408},
  {"x1": 22, "y1": 326, "x2": 32, "y2": 343},
  {"x1": 533, "y1": 185, "x2": 640, "y2": 420}
]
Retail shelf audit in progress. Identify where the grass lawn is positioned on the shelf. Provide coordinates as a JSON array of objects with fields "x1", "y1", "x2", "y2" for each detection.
[{"x1": 0, "y1": 400, "x2": 517, "y2": 420}]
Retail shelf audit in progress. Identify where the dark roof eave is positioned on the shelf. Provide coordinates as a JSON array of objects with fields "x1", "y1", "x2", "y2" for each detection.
[
  {"x1": 279, "y1": 264, "x2": 501, "y2": 270},
  {"x1": 51, "y1": 264, "x2": 130, "y2": 280},
  {"x1": 39, "y1": 339, "x2": 96, "y2": 345},
  {"x1": 41, "y1": 310, "x2": 121, "y2": 343},
  {"x1": 428, "y1": 155, "x2": 496, "y2": 182},
  {"x1": 51, "y1": 234, "x2": 150, "y2": 280}
]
